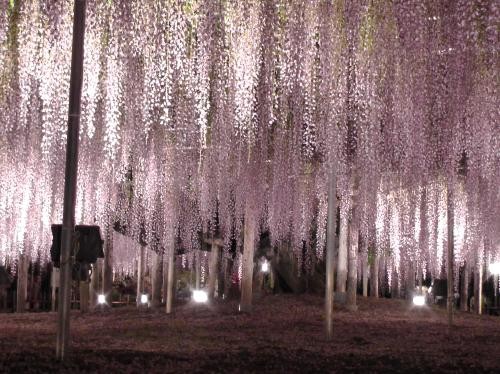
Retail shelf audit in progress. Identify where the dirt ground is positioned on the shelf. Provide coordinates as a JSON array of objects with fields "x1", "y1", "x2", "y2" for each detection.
[{"x1": 0, "y1": 295, "x2": 499, "y2": 373}]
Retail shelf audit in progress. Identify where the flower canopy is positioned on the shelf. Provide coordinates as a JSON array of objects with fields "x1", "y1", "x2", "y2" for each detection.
[{"x1": 0, "y1": 0, "x2": 498, "y2": 282}]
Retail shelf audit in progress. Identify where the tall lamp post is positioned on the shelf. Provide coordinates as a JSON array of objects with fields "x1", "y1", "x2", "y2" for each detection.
[{"x1": 56, "y1": 0, "x2": 87, "y2": 361}]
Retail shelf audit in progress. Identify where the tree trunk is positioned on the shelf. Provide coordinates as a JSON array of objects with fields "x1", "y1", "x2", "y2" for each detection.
[
  {"x1": 16, "y1": 254, "x2": 29, "y2": 313},
  {"x1": 151, "y1": 251, "x2": 163, "y2": 308},
  {"x1": 240, "y1": 203, "x2": 256, "y2": 313},
  {"x1": 336, "y1": 214, "x2": 348, "y2": 297},
  {"x1": 207, "y1": 243, "x2": 220, "y2": 299}
]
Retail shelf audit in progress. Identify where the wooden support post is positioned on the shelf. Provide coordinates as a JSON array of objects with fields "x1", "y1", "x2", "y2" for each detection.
[
  {"x1": 102, "y1": 226, "x2": 114, "y2": 304},
  {"x1": 79, "y1": 281, "x2": 89, "y2": 312},
  {"x1": 165, "y1": 242, "x2": 175, "y2": 314},
  {"x1": 494, "y1": 274, "x2": 499, "y2": 309},
  {"x1": 406, "y1": 262, "x2": 415, "y2": 300},
  {"x1": 370, "y1": 255, "x2": 379, "y2": 298},
  {"x1": 195, "y1": 250, "x2": 201, "y2": 289},
  {"x1": 417, "y1": 265, "x2": 423, "y2": 294},
  {"x1": 336, "y1": 213, "x2": 348, "y2": 297},
  {"x1": 474, "y1": 262, "x2": 483, "y2": 315},
  {"x1": 16, "y1": 254, "x2": 29, "y2": 313},
  {"x1": 51, "y1": 267, "x2": 59, "y2": 312},
  {"x1": 362, "y1": 253, "x2": 368, "y2": 297},
  {"x1": 446, "y1": 186, "x2": 454, "y2": 328},
  {"x1": 136, "y1": 246, "x2": 145, "y2": 306},
  {"x1": 240, "y1": 202, "x2": 256, "y2": 313},
  {"x1": 460, "y1": 262, "x2": 469, "y2": 312},
  {"x1": 346, "y1": 220, "x2": 358, "y2": 311},
  {"x1": 151, "y1": 251, "x2": 163, "y2": 308},
  {"x1": 325, "y1": 168, "x2": 337, "y2": 339},
  {"x1": 207, "y1": 243, "x2": 220, "y2": 299},
  {"x1": 89, "y1": 260, "x2": 100, "y2": 309}
]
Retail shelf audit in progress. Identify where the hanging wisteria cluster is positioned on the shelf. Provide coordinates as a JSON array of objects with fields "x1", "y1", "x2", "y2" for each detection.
[{"x1": 0, "y1": 0, "x2": 498, "y2": 286}]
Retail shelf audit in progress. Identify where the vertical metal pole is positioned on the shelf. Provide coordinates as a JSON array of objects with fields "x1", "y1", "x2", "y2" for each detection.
[
  {"x1": 56, "y1": 0, "x2": 86, "y2": 361},
  {"x1": 325, "y1": 168, "x2": 337, "y2": 339},
  {"x1": 446, "y1": 185, "x2": 454, "y2": 329}
]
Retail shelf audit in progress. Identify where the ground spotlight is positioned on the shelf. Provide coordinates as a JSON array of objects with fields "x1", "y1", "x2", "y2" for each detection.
[
  {"x1": 97, "y1": 294, "x2": 106, "y2": 304},
  {"x1": 413, "y1": 295, "x2": 425, "y2": 306},
  {"x1": 261, "y1": 261, "x2": 269, "y2": 273},
  {"x1": 140, "y1": 294, "x2": 148, "y2": 304},
  {"x1": 192, "y1": 290, "x2": 208, "y2": 303}
]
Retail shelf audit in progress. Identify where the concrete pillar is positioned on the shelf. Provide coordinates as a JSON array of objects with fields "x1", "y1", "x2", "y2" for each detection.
[
  {"x1": 207, "y1": 243, "x2": 220, "y2": 299},
  {"x1": 16, "y1": 254, "x2": 29, "y2": 313},
  {"x1": 240, "y1": 203, "x2": 256, "y2": 313},
  {"x1": 151, "y1": 251, "x2": 163, "y2": 308},
  {"x1": 336, "y1": 214, "x2": 348, "y2": 296}
]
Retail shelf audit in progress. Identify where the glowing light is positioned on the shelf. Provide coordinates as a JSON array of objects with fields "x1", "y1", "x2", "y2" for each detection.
[
  {"x1": 413, "y1": 295, "x2": 425, "y2": 306},
  {"x1": 97, "y1": 294, "x2": 106, "y2": 304},
  {"x1": 192, "y1": 290, "x2": 208, "y2": 303},
  {"x1": 140, "y1": 294, "x2": 148, "y2": 304},
  {"x1": 261, "y1": 261, "x2": 269, "y2": 273}
]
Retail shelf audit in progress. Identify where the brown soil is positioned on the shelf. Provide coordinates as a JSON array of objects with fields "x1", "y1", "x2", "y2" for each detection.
[{"x1": 0, "y1": 295, "x2": 499, "y2": 373}]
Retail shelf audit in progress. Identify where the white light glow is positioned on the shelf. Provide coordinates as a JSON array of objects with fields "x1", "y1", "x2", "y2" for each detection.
[
  {"x1": 141, "y1": 294, "x2": 148, "y2": 304},
  {"x1": 489, "y1": 262, "x2": 500, "y2": 276},
  {"x1": 413, "y1": 295, "x2": 425, "y2": 306},
  {"x1": 192, "y1": 290, "x2": 208, "y2": 303},
  {"x1": 97, "y1": 294, "x2": 106, "y2": 304}
]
